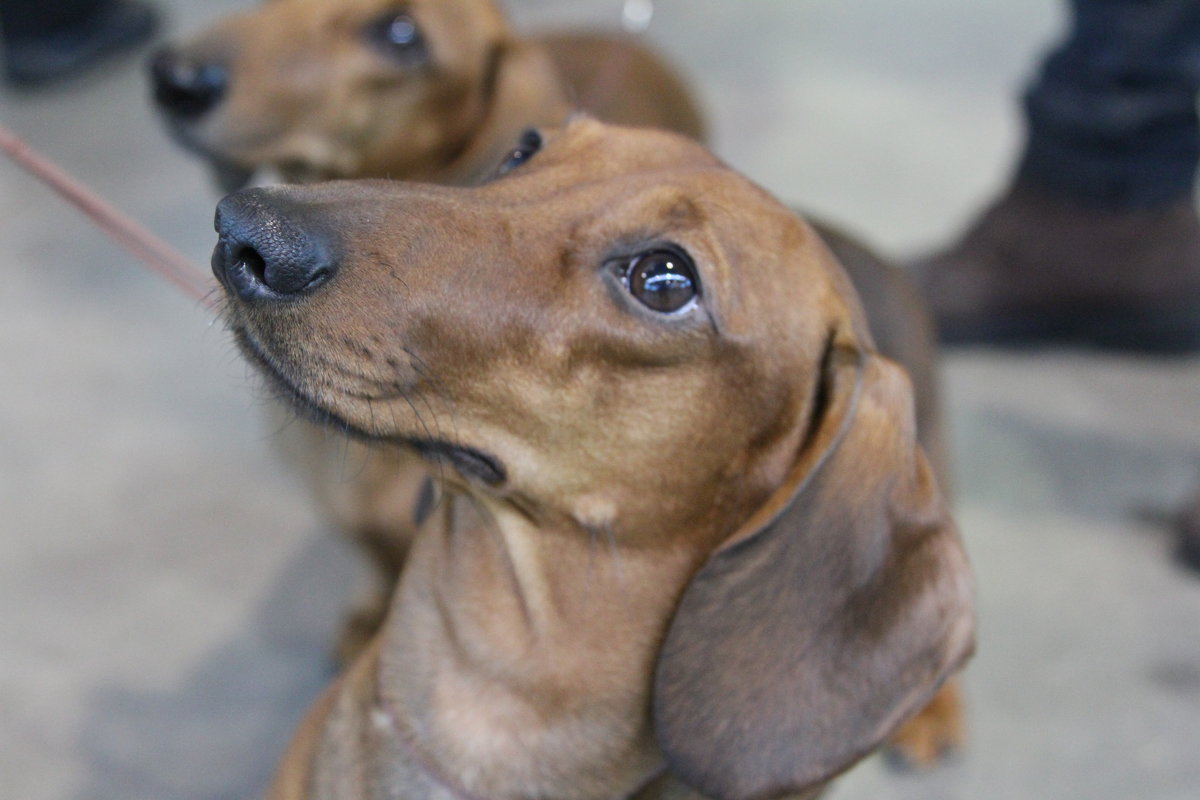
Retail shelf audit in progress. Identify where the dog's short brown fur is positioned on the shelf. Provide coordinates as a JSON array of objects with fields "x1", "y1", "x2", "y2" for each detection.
[
  {"x1": 212, "y1": 119, "x2": 974, "y2": 800},
  {"x1": 154, "y1": 0, "x2": 707, "y2": 654},
  {"x1": 153, "y1": 0, "x2": 703, "y2": 187},
  {"x1": 158, "y1": 0, "x2": 963, "y2": 766}
]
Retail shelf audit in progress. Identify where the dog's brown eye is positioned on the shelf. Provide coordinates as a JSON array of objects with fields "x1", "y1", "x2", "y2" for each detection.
[
  {"x1": 626, "y1": 249, "x2": 699, "y2": 313},
  {"x1": 496, "y1": 129, "x2": 542, "y2": 176},
  {"x1": 365, "y1": 12, "x2": 427, "y2": 66}
]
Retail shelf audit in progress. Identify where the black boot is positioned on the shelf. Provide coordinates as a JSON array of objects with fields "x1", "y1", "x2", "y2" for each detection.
[{"x1": 911, "y1": 181, "x2": 1200, "y2": 353}]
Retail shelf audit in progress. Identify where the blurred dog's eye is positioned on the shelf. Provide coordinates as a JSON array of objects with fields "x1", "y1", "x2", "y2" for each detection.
[
  {"x1": 365, "y1": 12, "x2": 427, "y2": 65},
  {"x1": 625, "y1": 248, "x2": 699, "y2": 313},
  {"x1": 496, "y1": 129, "x2": 542, "y2": 176}
]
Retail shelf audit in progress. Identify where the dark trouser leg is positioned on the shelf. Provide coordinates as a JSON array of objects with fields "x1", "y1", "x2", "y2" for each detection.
[
  {"x1": 1019, "y1": 0, "x2": 1200, "y2": 209},
  {"x1": 913, "y1": 0, "x2": 1200, "y2": 351}
]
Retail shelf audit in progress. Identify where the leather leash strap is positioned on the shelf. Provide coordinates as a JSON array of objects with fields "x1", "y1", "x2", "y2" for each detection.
[{"x1": 0, "y1": 121, "x2": 216, "y2": 309}]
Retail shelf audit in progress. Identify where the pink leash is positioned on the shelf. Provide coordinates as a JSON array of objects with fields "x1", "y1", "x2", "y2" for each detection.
[{"x1": 0, "y1": 121, "x2": 217, "y2": 310}]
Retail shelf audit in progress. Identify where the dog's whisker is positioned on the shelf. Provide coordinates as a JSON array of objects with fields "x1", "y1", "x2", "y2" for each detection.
[
  {"x1": 405, "y1": 350, "x2": 462, "y2": 446},
  {"x1": 396, "y1": 367, "x2": 443, "y2": 440},
  {"x1": 200, "y1": 287, "x2": 225, "y2": 320},
  {"x1": 416, "y1": 385, "x2": 455, "y2": 446},
  {"x1": 392, "y1": 350, "x2": 456, "y2": 448},
  {"x1": 334, "y1": 414, "x2": 356, "y2": 482},
  {"x1": 402, "y1": 348, "x2": 448, "y2": 400},
  {"x1": 266, "y1": 407, "x2": 303, "y2": 439},
  {"x1": 401, "y1": 348, "x2": 447, "y2": 398},
  {"x1": 602, "y1": 522, "x2": 627, "y2": 590},
  {"x1": 386, "y1": 400, "x2": 445, "y2": 485},
  {"x1": 399, "y1": 389, "x2": 437, "y2": 446},
  {"x1": 384, "y1": 400, "x2": 417, "y2": 478},
  {"x1": 390, "y1": 268, "x2": 411, "y2": 294},
  {"x1": 477, "y1": 504, "x2": 536, "y2": 633},
  {"x1": 412, "y1": 385, "x2": 449, "y2": 446},
  {"x1": 332, "y1": 398, "x2": 381, "y2": 484},
  {"x1": 399, "y1": 390, "x2": 451, "y2": 484},
  {"x1": 582, "y1": 524, "x2": 600, "y2": 603}
]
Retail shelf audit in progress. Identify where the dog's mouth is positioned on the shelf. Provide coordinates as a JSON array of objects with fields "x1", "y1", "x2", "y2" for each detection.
[{"x1": 232, "y1": 327, "x2": 507, "y2": 487}]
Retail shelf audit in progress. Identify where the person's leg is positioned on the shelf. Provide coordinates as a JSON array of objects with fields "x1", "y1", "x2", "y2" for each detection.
[
  {"x1": 1022, "y1": 0, "x2": 1200, "y2": 208},
  {"x1": 915, "y1": 0, "x2": 1200, "y2": 351},
  {"x1": 0, "y1": 0, "x2": 159, "y2": 87}
]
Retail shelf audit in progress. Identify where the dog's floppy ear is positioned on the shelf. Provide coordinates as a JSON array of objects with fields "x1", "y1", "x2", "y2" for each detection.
[
  {"x1": 653, "y1": 335, "x2": 974, "y2": 800},
  {"x1": 442, "y1": 37, "x2": 571, "y2": 185}
]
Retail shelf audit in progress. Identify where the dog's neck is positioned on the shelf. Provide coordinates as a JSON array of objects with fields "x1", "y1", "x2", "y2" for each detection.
[{"x1": 367, "y1": 488, "x2": 709, "y2": 800}]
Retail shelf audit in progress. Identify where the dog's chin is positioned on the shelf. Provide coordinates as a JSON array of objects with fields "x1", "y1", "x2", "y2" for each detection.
[{"x1": 232, "y1": 328, "x2": 507, "y2": 487}]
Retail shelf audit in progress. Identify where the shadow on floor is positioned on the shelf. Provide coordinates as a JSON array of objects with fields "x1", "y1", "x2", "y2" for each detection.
[
  {"x1": 955, "y1": 405, "x2": 1200, "y2": 530},
  {"x1": 70, "y1": 532, "x2": 356, "y2": 800}
]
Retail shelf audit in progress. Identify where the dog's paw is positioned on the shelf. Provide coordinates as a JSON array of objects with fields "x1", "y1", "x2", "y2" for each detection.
[{"x1": 884, "y1": 679, "x2": 966, "y2": 770}]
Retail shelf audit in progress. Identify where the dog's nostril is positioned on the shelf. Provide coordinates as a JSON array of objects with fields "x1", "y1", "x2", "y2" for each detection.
[
  {"x1": 213, "y1": 188, "x2": 340, "y2": 301},
  {"x1": 234, "y1": 246, "x2": 267, "y2": 285},
  {"x1": 149, "y1": 48, "x2": 228, "y2": 119},
  {"x1": 304, "y1": 268, "x2": 333, "y2": 291},
  {"x1": 216, "y1": 238, "x2": 334, "y2": 300}
]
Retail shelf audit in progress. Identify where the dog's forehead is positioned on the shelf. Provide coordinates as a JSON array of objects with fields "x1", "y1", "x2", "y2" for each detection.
[
  {"x1": 492, "y1": 121, "x2": 768, "y2": 225},
  {"x1": 543, "y1": 120, "x2": 723, "y2": 179},
  {"x1": 525, "y1": 122, "x2": 820, "y2": 259}
]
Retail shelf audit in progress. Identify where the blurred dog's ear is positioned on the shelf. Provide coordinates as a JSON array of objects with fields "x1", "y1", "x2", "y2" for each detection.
[
  {"x1": 444, "y1": 38, "x2": 571, "y2": 185},
  {"x1": 653, "y1": 337, "x2": 974, "y2": 800}
]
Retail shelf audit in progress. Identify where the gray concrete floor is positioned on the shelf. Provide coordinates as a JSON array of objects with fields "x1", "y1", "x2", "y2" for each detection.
[{"x1": 2, "y1": 1, "x2": 1199, "y2": 798}]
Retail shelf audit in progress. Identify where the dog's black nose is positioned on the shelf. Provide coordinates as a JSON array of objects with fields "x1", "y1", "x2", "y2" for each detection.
[
  {"x1": 149, "y1": 47, "x2": 227, "y2": 119},
  {"x1": 213, "y1": 189, "x2": 338, "y2": 301}
]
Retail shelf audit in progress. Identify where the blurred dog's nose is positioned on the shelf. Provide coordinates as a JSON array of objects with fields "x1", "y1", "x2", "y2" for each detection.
[
  {"x1": 148, "y1": 47, "x2": 227, "y2": 119},
  {"x1": 212, "y1": 189, "x2": 338, "y2": 301}
]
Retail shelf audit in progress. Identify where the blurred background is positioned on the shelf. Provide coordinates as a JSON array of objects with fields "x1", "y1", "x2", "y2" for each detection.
[{"x1": 1, "y1": 1, "x2": 1198, "y2": 798}]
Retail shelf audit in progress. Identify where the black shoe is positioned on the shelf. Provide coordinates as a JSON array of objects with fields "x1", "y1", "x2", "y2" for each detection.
[
  {"x1": 3, "y1": 1, "x2": 160, "y2": 88},
  {"x1": 911, "y1": 182, "x2": 1200, "y2": 353}
]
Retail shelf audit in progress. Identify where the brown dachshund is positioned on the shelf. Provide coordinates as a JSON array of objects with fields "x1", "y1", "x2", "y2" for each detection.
[
  {"x1": 210, "y1": 119, "x2": 974, "y2": 800},
  {"x1": 149, "y1": 0, "x2": 704, "y2": 189},
  {"x1": 153, "y1": 0, "x2": 962, "y2": 767}
]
